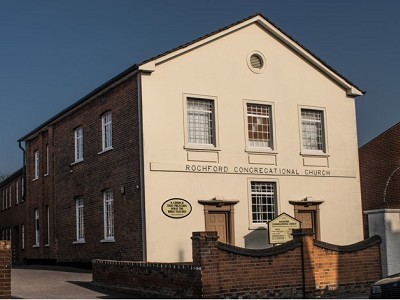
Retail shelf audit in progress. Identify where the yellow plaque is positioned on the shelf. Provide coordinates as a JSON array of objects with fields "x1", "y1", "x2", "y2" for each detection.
[
  {"x1": 162, "y1": 198, "x2": 192, "y2": 219},
  {"x1": 268, "y1": 213, "x2": 300, "y2": 244}
]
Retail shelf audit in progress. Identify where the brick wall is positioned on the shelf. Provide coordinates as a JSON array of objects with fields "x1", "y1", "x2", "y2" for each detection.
[
  {"x1": 0, "y1": 169, "x2": 26, "y2": 264},
  {"x1": 93, "y1": 230, "x2": 382, "y2": 298},
  {"x1": 22, "y1": 73, "x2": 142, "y2": 263},
  {"x1": 359, "y1": 122, "x2": 400, "y2": 237},
  {"x1": 0, "y1": 241, "x2": 11, "y2": 299},
  {"x1": 93, "y1": 260, "x2": 201, "y2": 298}
]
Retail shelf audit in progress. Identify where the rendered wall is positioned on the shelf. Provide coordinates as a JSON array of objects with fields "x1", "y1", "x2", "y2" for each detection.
[
  {"x1": 140, "y1": 21, "x2": 363, "y2": 262},
  {"x1": 366, "y1": 209, "x2": 400, "y2": 277}
]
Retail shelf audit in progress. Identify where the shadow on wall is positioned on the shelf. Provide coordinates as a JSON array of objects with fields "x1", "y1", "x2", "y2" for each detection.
[{"x1": 244, "y1": 227, "x2": 272, "y2": 249}]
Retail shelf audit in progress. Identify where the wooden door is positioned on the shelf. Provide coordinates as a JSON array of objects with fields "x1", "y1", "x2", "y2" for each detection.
[
  {"x1": 296, "y1": 210, "x2": 317, "y2": 238},
  {"x1": 206, "y1": 213, "x2": 228, "y2": 243}
]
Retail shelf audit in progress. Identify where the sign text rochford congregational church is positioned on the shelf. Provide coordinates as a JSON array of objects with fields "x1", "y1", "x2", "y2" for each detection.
[
  {"x1": 149, "y1": 162, "x2": 355, "y2": 178},
  {"x1": 185, "y1": 164, "x2": 331, "y2": 176}
]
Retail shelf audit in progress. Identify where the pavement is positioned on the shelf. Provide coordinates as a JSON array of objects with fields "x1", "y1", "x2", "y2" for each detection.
[{"x1": 11, "y1": 265, "x2": 138, "y2": 299}]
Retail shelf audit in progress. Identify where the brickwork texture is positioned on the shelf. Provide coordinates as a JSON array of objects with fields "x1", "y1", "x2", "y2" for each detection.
[
  {"x1": 0, "y1": 241, "x2": 11, "y2": 299},
  {"x1": 359, "y1": 122, "x2": 400, "y2": 237},
  {"x1": 93, "y1": 230, "x2": 382, "y2": 298},
  {"x1": 23, "y1": 74, "x2": 142, "y2": 263}
]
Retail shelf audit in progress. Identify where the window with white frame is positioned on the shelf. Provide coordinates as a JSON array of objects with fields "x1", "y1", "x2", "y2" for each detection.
[
  {"x1": 21, "y1": 178, "x2": 24, "y2": 202},
  {"x1": 44, "y1": 144, "x2": 49, "y2": 175},
  {"x1": 34, "y1": 150, "x2": 39, "y2": 179},
  {"x1": 21, "y1": 224, "x2": 25, "y2": 249},
  {"x1": 9, "y1": 186, "x2": 12, "y2": 207},
  {"x1": 16, "y1": 181, "x2": 19, "y2": 204},
  {"x1": 34, "y1": 208, "x2": 39, "y2": 246},
  {"x1": 187, "y1": 98, "x2": 216, "y2": 146},
  {"x1": 45, "y1": 205, "x2": 50, "y2": 246},
  {"x1": 250, "y1": 181, "x2": 277, "y2": 224},
  {"x1": 246, "y1": 103, "x2": 273, "y2": 149},
  {"x1": 5, "y1": 187, "x2": 8, "y2": 208},
  {"x1": 301, "y1": 109, "x2": 325, "y2": 152},
  {"x1": 101, "y1": 112, "x2": 113, "y2": 151},
  {"x1": 103, "y1": 189, "x2": 114, "y2": 240},
  {"x1": 75, "y1": 197, "x2": 84, "y2": 242},
  {"x1": 74, "y1": 127, "x2": 84, "y2": 161}
]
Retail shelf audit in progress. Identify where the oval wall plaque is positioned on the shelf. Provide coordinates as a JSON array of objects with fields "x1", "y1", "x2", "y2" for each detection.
[{"x1": 162, "y1": 198, "x2": 192, "y2": 219}]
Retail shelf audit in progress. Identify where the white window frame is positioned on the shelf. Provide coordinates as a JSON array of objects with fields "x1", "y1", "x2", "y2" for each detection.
[
  {"x1": 101, "y1": 189, "x2": 114, "y2": 242},
  {"x1": 21, "y1": 224, "x2": 25, "y2": 249},
  {"x1": 9, "y1": 186, "x2": 12, "y2": 207},
  {"x1": 5, "y1": 187, "x2": 8, "y2": 208},
  {"x1": 75, "y1": 197, "x2": 85, "y2": 243},
  {"x1": 16, "y1": 181, "x2": 19, "y2": 204},
  {"x1": 244, "y1": 100, "x2": 276, "y2": 153},
  {"x1": 298, "y1": 106, "x2": 328, "y2": 156},
  {"x1": 183, "y1": 94, "x2": 219, "y2": 150},
  {"x1": 101, "y1": 111, "x2": 113, "y2": 152},
  {"x1": 248, "y1": 178, "x2": 279, "y2": 229},
  {"x1": 44, "y1": 144, "x2": 49, "y2": 176},
  {"x1": 34, "y1": 150, "x2": 39, "y2": 180},
  {"x1": 74, "y1": 127, "x2": 84, "y2": 162},
  {"x1": 45, "y1": 206, "x2": 50, "y2": 246},
  {"x1": 21, "y1": 178, "x2": 24, "y2": 202},
  {"x1": 34, "y1": 208, "x2": 39, "y2": 246}
]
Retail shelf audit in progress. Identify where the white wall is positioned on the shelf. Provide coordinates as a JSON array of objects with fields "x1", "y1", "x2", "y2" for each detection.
[{"x1": 366, "y1": 209, "x2": 400, "y2": 277}]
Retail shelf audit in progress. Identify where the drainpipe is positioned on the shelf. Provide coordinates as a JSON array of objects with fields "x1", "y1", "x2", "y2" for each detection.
[
  {"x1": 137, "y1": 72, "x2": 147, "y2": 262},
  {"x1": 18, "y1": 141, "x2": 26, "y2": 201}
]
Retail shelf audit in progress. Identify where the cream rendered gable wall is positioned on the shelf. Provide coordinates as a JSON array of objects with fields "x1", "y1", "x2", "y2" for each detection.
[{"x1": 140, "y1": 22, "x2": 363, "y2": 262}]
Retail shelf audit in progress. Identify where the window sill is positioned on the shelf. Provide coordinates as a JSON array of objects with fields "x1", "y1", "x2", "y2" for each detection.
[
  {"x1": 245, "y1": 148, "x2": 278, "y2": 155},
  {"x1": 32, "y1": 178, "x2": 39, "y2": 182},
  {"x1": 98, "y1": 147, "x2": 113, "y2": 155},
  {"x1": 300, "y1": 151, "x2": 330, "y2": 157},
  {"x1": 184, "y1": 145, "x2": 220, "y2": 152},
  {"x1": 100, "y1": 239, "x2": 115, "y2": 243},
  {"x1": 32, "y1": 245, "x2": 39, "y2": 248},
  {"x1": 70, "y1": 159, "x2": 84, "y2": 166},
  {"x1": 73, "y1": 240, "x2": 85, "y2": 244},
  {"x1": 45, "y1": 244, "x2": 50, "y2": 247}
]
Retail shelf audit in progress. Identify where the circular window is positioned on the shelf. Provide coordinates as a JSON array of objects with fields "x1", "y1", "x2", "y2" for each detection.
[{"x1": 247, "y1": 51, "x2": 266, "y2": 74}]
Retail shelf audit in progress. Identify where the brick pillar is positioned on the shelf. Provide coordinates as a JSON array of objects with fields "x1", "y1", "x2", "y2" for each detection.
[
  {"x1": 191, "y1": 231, "x2": 219, "y2": 265},
  {"x1": 0, "y1": 241, "x2": 11, "y2": 299},
  {"x1": 191, "y1": 231, "x2": 219, "y2": 298},
  {"x1": 292, "y1": 229, "x2": 315, "y2": 298}
]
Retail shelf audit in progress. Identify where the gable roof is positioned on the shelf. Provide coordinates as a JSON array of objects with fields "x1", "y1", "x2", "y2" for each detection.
[{"x1": 19, "y1": 13, "x2": 364, "y2": 142}]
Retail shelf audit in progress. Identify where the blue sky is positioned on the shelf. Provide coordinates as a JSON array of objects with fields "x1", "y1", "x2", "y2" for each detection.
[{"x1": 1, "y1": 0, "x2": 399, "y2": 174}]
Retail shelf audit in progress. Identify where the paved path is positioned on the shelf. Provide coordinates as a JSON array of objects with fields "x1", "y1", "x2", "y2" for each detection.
[{"x1": 11, "y1": 265, "x2": 136, "y2": 299}]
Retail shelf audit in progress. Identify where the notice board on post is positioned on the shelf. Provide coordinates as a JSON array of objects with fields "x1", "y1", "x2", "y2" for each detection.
[{"x1": 268, "y1": 213, "x2": 301, "y2": 244}]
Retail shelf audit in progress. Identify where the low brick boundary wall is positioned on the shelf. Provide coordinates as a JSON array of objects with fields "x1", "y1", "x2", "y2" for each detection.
[
  {"x1": 0, "y1": 241, "x2": 11, "y2": 299},
  {"x1": 93, "y1": 230, "x2": 382, "y2": 298},
  {"x1": 92, "y1": 260, "x2": 201, "y2": 298}
]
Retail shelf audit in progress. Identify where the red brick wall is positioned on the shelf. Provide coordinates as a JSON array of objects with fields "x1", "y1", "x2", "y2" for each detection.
[
  {"x1": 93, "y1": 231, "x2": 382, "y2": 298},
  {"x1": 359, "y1": 122, "x2": 400, "y2": 237},
  {"x1": 192, "y1": 231, "x2": 304, "y2": 298},
  {"x1": 93, "y1": 260, "x2": 201, "y2": 298},
  {"x1": 0, "y1": 170, "x2": 26, "y2": 264},
  {"x1": 24, "y1": 73, "x2": 142, "y2": 263},
  {"x1": 0, "y1": 241, "x2": 11, "y2": 299}
]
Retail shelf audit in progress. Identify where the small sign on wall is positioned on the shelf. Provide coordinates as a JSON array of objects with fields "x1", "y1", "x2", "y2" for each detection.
[
  {"x1": 162, "y1": 198, "x2": 192, "y2": 219},
  {"x1": 268, "y1": 213, "x2": 301, "y2": 244}
]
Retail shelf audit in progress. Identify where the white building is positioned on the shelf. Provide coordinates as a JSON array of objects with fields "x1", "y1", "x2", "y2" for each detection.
[{"x1": 137, "y1": 14, "x2": 365, "y2": 262}]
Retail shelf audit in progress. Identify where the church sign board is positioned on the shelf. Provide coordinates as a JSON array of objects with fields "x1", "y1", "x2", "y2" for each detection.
[{"x1": 268, "y1": 213, "x2": 301, "y2": 244}]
